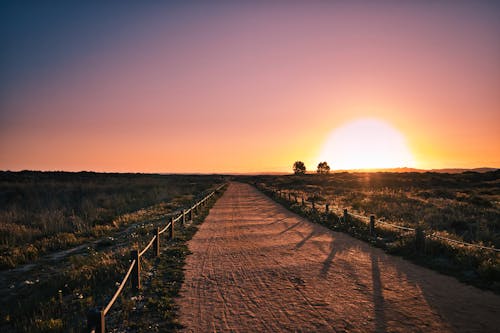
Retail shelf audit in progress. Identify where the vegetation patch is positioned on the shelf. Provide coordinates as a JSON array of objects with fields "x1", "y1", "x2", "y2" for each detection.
[{"x1": 0, "y1": 171, "x2": 225, "y2": 332}]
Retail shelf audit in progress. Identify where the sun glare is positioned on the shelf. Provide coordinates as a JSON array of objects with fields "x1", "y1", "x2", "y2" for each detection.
[{"x1": 318, "y1": 118, "x2": 415, "y2": 170}]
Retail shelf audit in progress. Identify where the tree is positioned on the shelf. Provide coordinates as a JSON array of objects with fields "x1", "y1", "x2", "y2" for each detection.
[
  {"x1": 317, "y1": 161, "x2": 330, "y2": 174},
  {"x1": 293, "y1": 161, "x2": 306, "y2": 175}
]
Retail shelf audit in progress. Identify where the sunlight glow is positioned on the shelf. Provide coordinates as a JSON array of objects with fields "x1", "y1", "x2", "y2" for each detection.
[{"x1": 318, "y1": 118, "x2": 415, "y2": 170}]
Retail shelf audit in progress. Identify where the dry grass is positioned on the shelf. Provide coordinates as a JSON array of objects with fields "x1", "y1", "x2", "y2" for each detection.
[{"x1": 0, "y1": 171, "x2": 224, "y2": 269}]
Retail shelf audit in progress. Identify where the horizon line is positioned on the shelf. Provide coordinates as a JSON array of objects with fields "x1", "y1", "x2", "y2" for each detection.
[{"x1": 1, "y1": 166, "x2": 498, "y2": 175}]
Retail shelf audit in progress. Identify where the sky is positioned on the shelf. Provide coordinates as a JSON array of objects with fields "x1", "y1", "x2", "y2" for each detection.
[{"x1": 1, "y1": 1, "x2": 499, "y2": 173}]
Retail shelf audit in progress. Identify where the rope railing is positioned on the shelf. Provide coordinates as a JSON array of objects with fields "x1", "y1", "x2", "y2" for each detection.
[
  {"x1": 139, "y1": 235, "x2": 157, "y2": 257},
  {"x1": 264, "y1": 186, "x2": 500, "y2": 253},
  {"x1": 158, "y1": 222, "x2": 172, "y2": 235},
  {"x1": 344, "y1": 210, "x2": 415, "y2": 232},
  {"x1": 87, "y1": 183, "x2": 227, "y2": 333},
  {"x1": 103, "y1": 259, "x2": 136, "y2": 315},
  {"x1": 428, "y1": 233, "x2": 500, "y2": 252}
]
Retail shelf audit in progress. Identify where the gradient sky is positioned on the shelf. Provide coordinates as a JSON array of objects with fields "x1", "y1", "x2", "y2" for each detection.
[{"x1": 1, "y1": 1, "x2": 499, "y2": 173}]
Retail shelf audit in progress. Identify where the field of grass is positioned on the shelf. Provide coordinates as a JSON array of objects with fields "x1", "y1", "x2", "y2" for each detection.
[
  {"x1": 0, "y1": 171, "x2": 224, "y2": 332},
  {"x1": 0, "y1": 171, "x2": 224, "y2": 269},
  {"x1": 239, "y1": 171, "x2": 500, "y2": 292}
]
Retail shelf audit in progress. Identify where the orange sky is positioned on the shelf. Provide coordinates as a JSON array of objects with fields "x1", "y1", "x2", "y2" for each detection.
[{"x1": 1, "y1": 2, "x2": 499, "y2": 173}]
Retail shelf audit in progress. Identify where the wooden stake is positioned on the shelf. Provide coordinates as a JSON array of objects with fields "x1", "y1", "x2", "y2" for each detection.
[
  {"x1": 169, "y1": 217, "x2": 175, "y2": 240},
  {"x1": 370, "y1": 215, "x2": 375, "y2": 236},
  {"x1": 154, "y1": 227, "x2": 160, "y2": 257},
  {"x1": 131, "y1": 250, "x2": 141, "y2": 290},
  {"x1": 86, "y1": 308, "x2": 105, "y2": 333}
]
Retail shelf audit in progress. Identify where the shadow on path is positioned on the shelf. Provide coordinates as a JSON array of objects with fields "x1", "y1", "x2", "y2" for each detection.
[{"x1": 371, "y1": 254, "x2": 387, "y2": 333}]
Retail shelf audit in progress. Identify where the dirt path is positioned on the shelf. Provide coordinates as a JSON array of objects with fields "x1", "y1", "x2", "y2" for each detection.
[{"x1": 177, "y1": 183, "x2": 500, "y2": 332}]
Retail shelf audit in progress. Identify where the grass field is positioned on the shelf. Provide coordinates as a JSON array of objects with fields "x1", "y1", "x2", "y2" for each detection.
[
  {"x1": 0, "y1": 171, "x2": 224, "y2": 269},
  {"x1": 239, "y1": 171, "x2": 500, "y2": 292},
  {"x1": 0, "y1": 171, "x2": 224, "y2": 332}
]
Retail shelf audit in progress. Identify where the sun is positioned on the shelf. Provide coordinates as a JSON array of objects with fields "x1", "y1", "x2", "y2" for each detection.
[{"x1": 318, "y1": 118, "x2": 415, "y2": 170}]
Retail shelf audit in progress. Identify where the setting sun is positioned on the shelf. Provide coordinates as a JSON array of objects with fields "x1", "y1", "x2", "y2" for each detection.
[{"x1": 318, "y1": 118, "x2": 415, "y2": 170}]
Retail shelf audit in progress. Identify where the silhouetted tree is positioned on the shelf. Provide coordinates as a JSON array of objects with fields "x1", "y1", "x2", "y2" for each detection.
[
  {"x1": 317, "y1": 161, "x2": 330, "y2": 174},
  {"x1": 293, "y1": 161, "x2": 306, "y2": 175}
]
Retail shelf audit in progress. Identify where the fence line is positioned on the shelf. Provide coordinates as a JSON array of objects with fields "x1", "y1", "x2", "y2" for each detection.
[
  {"x1": 138, "y1": 236, "x2": 157, "y2": 257},
  {"x1": 158, "y1": 222, "x2": 172, "y2": 235},
  {"x1": 87, "y1": 183, "x2": 227, "y2": 333},
  {"x1": 264, "y1": 186, "x2": 500, "y2": 253},
  {"x1": 103, "y1": 259, "x2": 136, "y2": 315}
]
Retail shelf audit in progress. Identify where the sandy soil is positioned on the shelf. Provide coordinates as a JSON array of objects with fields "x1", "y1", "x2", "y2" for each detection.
[{"x1": 177, "y1": 182, "x2": 500, "y2": 332}]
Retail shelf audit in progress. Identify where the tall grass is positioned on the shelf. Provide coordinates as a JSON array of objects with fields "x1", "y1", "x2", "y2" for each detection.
[{"x1": 0, "y1": 171, "x2": 224, "y2": 269}]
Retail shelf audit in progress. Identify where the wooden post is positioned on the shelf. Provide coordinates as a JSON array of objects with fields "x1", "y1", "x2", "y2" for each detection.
[
  {"x1": 312, "y1": 200, "x2": 315, "y2": 210},
  {"x1": 301, "y1": 197, "x2": 305, "y2": 206},
  {"x1": 87, "y1": 308, "x2": 105, "y2": 333},
  {"x1": 288, "y1": 193, "x2": 291, "y2": 201},
  {"x1": 325, "y1": 204, "x2": 329, "y2": 214},
  {"x1": 182, "y1": 209, "x2": 186, "y2": 226},
  {"x1": 131, "y1": 250, "x2": 141, "y2": 290},
  {"x1": 343, "y1": 209, "x2": 348, "y2": 224},
  {"x1": 370, "y1": 215, "x2": 375, "y2": 236},
  {"x1": 154, "y1": 227, "x2": 160, "y2": 257},
  {"x1": 415, "y1": 226, "x2": 425, "y2": 254},
  {"x1": 190, "y1": 208, "x2": 193, "y2": 221},
  {"x1": 169, "y1": 217, "x2": 175, "y2": 240}
]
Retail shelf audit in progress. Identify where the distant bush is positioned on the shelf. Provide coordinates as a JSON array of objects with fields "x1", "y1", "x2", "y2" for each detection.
[
  {"x1": 293, "y1": 161, "x2": 306, "y2": 175},
  {"x1": 316, "y1": 161, "x2": 330, "y2": 174}
]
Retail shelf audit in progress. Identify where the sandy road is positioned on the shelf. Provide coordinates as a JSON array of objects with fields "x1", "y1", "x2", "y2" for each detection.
[{"x1": 177, "y1": 182, "x2": 500, "y2": 332}]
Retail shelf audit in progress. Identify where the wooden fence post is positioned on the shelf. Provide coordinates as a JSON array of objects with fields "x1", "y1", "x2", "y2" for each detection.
[
  {"x1": 415, "y1": 226, "x2": 425, "y2": 254},
  {"x1": 154, "y1": 227, "x2": 160, "y2": 257},
  {"x1": 301, "y1": 197, "x2": 305, "y2": 206},
  {"x1": 343, "y1": 209, "x2": 348, "y2": 224},
  {"x1": 182, "y1": 209, "x2": 186, "y2": 226},
  {"x1": 325, "y1": 204, "x2": 329, "y2": 214},
  {"x1": 370, "y1": 215, "x2": 375, "y2": 236},
  {"x1": 87, "y1": 308, "x2": 105, "y2": 333},
  {"x1": 169, "y1": 217, "x2": 175, "y2": 240},
  {"x1": 131, "y1": 250, "x2": 141, "y2": 290}
]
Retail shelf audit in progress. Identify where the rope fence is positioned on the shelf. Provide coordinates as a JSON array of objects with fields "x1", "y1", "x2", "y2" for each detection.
[
  {"x1": 87, "y1": 183, "x2": 227, "y2": 333},
  {"x1": 263, "y1": 186, "x2": 500, "y2": 253}
]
